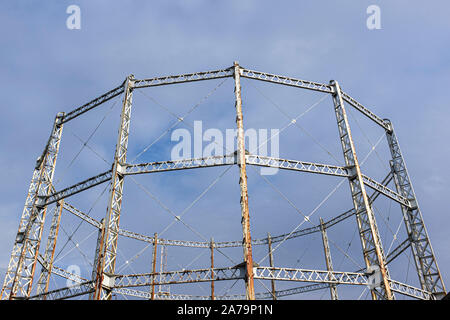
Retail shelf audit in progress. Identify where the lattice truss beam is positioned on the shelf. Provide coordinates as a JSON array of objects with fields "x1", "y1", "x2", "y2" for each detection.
[{"x1": 1, "y1": 63, "x2": 445, "y2": 300}]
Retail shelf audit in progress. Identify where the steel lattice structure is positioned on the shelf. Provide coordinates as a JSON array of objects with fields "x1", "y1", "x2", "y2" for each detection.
[{"x1": 1, "y1": 62, "x2": 446, "y2": 300}]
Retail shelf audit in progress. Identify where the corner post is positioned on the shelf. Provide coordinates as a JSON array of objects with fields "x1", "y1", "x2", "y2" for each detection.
[
  {"x1": 330, "y1": 80, "x2": 392, "y2": 300},
  {"x1": 1, "y1": 112, "x2": 64, "y2": 300},
  {"x1": 93, "y1": 75, "x2": 135, "y2": 300},
  {"x1": 233, "y1": 61, "x2": 255, "y2": 300},
  {"x1": 385, "y1": 120, "x2": 446, "y2": 297}
]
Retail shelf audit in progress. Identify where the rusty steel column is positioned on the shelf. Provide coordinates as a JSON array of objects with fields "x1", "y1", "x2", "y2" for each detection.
[
  {"x1": 151, "y1": 233, "x2": 158, "y2": 300},
  {"x1": 267, "y1": 233, "x2": 276, "y2": 300},
  {"x1": 320, "y1": 218, "x2": 339, "y2": 300},
  {"x1": 233, "y1": 61, "x2": 255, "y2": 300},
  {"x1": 90, "y1": 218, "x2": 106, "y2": 300},
  {"x1": 35, "y1": 200, "x2": 64, "y2": 296},
  {"x1": 210, "y1": 238, "x2": 215, "y2": 300}
]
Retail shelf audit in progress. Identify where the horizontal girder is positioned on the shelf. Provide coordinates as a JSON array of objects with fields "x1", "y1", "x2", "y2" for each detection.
[
  {"x1": 240, "y1": 68, "x2": 333, "y2": 93},
  {"x1": 112, "y1": 282, "x2": 330, "y2": 300},
  {"x1": 28, "y1": 281, "x2": 94, "y2": 300},
  {"x1": 61, "y1": 84, "x2": 125, "y2": 124},
  {"x1": 46, "y1": 170, "x2": 112, "y2": 205},
  {"x1": 134, "y1": 68, "x2": 234, "y2": 89}
]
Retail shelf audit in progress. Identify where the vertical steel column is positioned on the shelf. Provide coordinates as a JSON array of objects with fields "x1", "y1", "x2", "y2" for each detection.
[
  {"x1": 151, "y1": 233, "x2": 158, "y2": 300},
  {"x1": 320, "y1": 218, "x2": 338, "y2": 300},
  {"x1": 1, "y1": 113, "x2": 64, "y2": 300},
  {"x1": 330, "y1": 80, "x2": 392, "y2": 300},
  {"x1": 93, "y1": 75, "x2": 134, "y2": 300},
  {"x1": 385, "y1": 120, "x2": 446, "y2": 297},
  {"x1": 89, "y1": 218, "x2": 106, "y2": 300},
  {"x1": 267, "y1": 233, "x2": 276, "y2": 300},
  {"x1": 210, "y1": 238, "x2": 215, "y2": 300},
  {"x1": 234, "y1": 61, "x2": 255, "y2": 300},
  {"x1": 35, "y1": 200, "x2": 64, "y2": 296}
]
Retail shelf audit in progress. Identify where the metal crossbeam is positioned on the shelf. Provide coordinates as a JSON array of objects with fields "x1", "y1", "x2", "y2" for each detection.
[
  {"x1": 123, "y1": 155, "x2": 235, "y2": 175},
  {"x1": 240, "y1": 68, "x2": 333, "y2": 93},
  {"x1": 46, "y1": 170, "x2": 112, "y2": 206},
  {"x1": 254, "y1": 267, "x2": 368, "y2": 286},
  {"x1": 389, "y1": 279, "x2": 433, "y2": 300},
  {"x1": 114, "y1": 267, "x2": 243, "y2": 288},
  {"x1": 361, "y1": 174, "x2": 410, "y2": 208},
  {"x1": 113, "y1": 282, "x2": 330, "y2": 300},
  {"x1": 62, "y1": 84, "x2": 125, "y2": 124},
  {"x1": 386, "y1": 238, "x2": 411, "y2": 265},
  {"x1": 246, "y1": 155, "x2": 349, "y2": 177},
  {"x1": 134, "y1": 68, "x2": 233, "y2": 89},
  {"x1": 340, "y1": 91, "x2": 389, "y2": 130},
  {"x1": 63, "y1": 202, "x2": 102, "y2": 229},
  {"x1": 28, "y1": 281, "x2": 94, "y2": 300}
]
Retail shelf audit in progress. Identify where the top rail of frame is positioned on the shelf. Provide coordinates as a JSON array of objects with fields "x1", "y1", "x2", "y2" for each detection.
[
  {"x1": 133, "y1": 67, "x2": 234, "y2": 89},
  {"x1": 240, "y1": 68, "x2": 333, "y2": 93},
  {"x1": 61, "y1": 82, "x2": 126, "y2": 124},
  {"x1": 58, "y1": 65, "x2": 390, "y2": 133}
]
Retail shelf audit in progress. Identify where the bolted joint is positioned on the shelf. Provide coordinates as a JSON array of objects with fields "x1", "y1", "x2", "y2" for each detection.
[{"x1": 383, "y1": 118, "x2": 394, "y2": 133}]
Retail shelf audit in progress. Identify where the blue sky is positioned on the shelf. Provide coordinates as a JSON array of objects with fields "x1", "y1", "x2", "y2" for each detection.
[{"x1": 0, "y1": 1, "x2": 449, "y2": 299}]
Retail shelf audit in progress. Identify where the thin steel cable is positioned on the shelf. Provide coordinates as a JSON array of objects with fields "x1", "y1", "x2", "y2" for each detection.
[
  {"x1": 248, "y1": 94, "x2": 329, "y2": 156},
  {"x1": 54, "y1": 97, "x2": 120, "y2": 186},
  {"x1": 247, "y1": 81, "x2": 340, "y2": 163},
  {"x1": 158, "y1": 165, "x2": 233, "y2": 237},
  {"x1": 347, "y1": 107, "x2": 388, "y2": 171},
  {"x1": 53, "y1": 183, "x2": 110, "y2": 260},
  {"x1": 54, "y1": 229, "x2": 97, "y2": 264},
  {"x1": 124, "y1": 176, "x2": 237, "y2": 266},
  {"x1": 130, "y1": 78, "x2": 229, "y2": 164},
  {"x1": 255, "y1": 132, "x2": 385, "y2": 265}
]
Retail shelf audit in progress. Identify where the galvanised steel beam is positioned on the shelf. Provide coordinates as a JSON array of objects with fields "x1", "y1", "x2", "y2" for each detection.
[
  {"x1": 114, "y1": 267, "x2": 244, "y2": 288},
  {"x1": 340, "y1": 91, "x2": 390, "y2": 131},
  {"x1": 254, "y1": 267, "x2": 368, "y2": 286},
  {"x1": 51, "y1": 265, "x2": 87, "y2": 284},
  {"x1": 63, "y1": 202, "x2": 102, "y2": 229},
  {"x1": 61, "y1": 84, "x2": 125, "y2": 124},
  {"x1": 1, "y1": 113, "x2": 64, "y2": 300},
  {"x1": 385, "y1": 120, "x2": 446, "y2": 296},
  {"x1": 330, "y1": 80, "x2": 392, "y2": 300},
  {"x1": 234, "y1": 61, "x2": 255, "y2": 300},
  {"x1": 46, "y1": 170, "x2": 112, "y2": 206},
  {"x1": 113, "y1": 282, "x2": 331, "y2": 300},
  {"x1": 134, "y1": 67, "x2": 233, "y2": 89},
  {"x1": 114, "y1": 267, "x2": 369, "y2": 288},
  {"x1": 389, "y1": 279, "x2": 433, "y2": 300},
  {"x1": 94, "y1": 75, "x2": 135, "y2": 300},
  {"x1": 35, "y1": 201, "x2": 64, "y2": 296},
  {"x1": 246, "y1": 155, "x2": 349, "y2": 177},
  {"x1": 240, "y1": 68, "x2": 333, "y2": 94},
  {"x1": 123, "y1": 155, "x2": 235, "y2": 175},
  {"x1": 361, "y1": 174, "x2": 410, "y2": 208},
  {"x1": 28, "y1": 281, "x2": 94, "y2": 300},
  {"x1": 386, "y1": 238, "x2": 411, "y2": 266}
]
